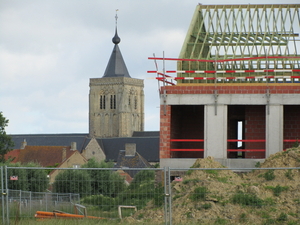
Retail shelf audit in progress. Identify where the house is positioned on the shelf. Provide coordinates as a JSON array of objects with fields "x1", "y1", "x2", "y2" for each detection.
[
  {"x1": 9, "y1": 133, "x2": 159, "y2": 165},
  {"x1": 5, "y1": 142, "x2": 88, "y2": 183},
  {"x1": 114, "y1": 143, "x2": 153, "y2": 177},
  {"x1": 158, "y1": 4, "x2": 300, "y2": 169}
]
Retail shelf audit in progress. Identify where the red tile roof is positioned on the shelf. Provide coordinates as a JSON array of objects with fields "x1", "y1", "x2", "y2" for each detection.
[
  {"x1": 5, "y1": 149, "x2": 21, "y2": 163},
  {"x1": 5, "y1": 146, "x2": 77, "y2": 167}
]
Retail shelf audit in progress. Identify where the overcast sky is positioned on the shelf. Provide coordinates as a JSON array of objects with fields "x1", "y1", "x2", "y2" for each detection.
[{"x1": 1, "y1": 0, "x2": 299, "y2": 134}]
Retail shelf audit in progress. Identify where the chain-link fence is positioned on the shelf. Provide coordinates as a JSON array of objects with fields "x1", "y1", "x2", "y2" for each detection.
[{"x1": 1, "y1": 166, "x2": 300, "y2": 225}]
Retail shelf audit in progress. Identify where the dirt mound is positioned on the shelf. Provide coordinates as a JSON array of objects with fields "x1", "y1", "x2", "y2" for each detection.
[{"x1": 131, "y1": 148, "x2": 300, "y2": 224}]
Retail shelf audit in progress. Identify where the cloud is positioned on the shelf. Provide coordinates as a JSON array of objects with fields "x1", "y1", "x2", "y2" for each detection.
[{"x1": 1, "y1": 0, "x2": 299, "y2": 134}]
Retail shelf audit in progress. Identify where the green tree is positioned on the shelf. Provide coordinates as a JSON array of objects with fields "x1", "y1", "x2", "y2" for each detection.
[
  {"x1": 117, "y1": 170, "x2": 159, "y2": 207},
  {"x1": 25, "y1": 162, "x2": 49, "y2": 192},
  {"x1": 82, "y1": 158, "x2": 125, "y2": 197},
  {"x1": 53, "y1": 169, "x2": 91, "y2": 197},
  {"x1": 0, "y1": 112, "x2": 14, "y2": 163},
  {"x1": 3, "y1": 162, "x2": 49, "y2": 192},
  {"x1": 6, "y1": 162, "x2": 28, "y2": 191}
]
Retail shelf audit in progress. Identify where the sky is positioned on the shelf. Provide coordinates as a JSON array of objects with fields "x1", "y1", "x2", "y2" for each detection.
[{"x1": 1, "y1": 0, "x2": 299, "y2": 134}]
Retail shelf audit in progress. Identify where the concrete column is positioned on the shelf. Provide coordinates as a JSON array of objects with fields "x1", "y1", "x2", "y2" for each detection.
[
  {"x1": 266, "y1": 105, "x2": 283, "y2": 157},
  {"x1": 204, "y1": 105, "x2": 227, "y2": 158}
]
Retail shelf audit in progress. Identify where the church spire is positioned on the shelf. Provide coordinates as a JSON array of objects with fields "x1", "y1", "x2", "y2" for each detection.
[
  {"x1": 112, "y1": 10, "x2": 120, "y2": 45},
  {"x1": 102, "y1": 10, "x2": 130, "y2": 78}
]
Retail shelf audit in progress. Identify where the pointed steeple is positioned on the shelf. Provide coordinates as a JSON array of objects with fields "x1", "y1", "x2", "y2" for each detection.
[{"x1": 102, "y1": 11, "x2": 131, "y2": 78}]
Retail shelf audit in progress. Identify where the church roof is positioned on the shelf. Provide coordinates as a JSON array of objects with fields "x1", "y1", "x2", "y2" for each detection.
[
  {"x1": 97, "y1": 137, "x2": 159, "y2": 163},
  {"x1": 10, "y1": 133, "x2": 89, "y2": 150},
  {"x1": 9, "y1": 133, "x2": 159, "y2": 163},
  {"x1": 102, "y1": 28, "x2": 131, "y2": 78}
]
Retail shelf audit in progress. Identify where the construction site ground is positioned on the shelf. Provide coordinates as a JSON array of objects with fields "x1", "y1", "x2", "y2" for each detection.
[{"x1": 126, "y1": 146, "x2": 300, "y2": 225}]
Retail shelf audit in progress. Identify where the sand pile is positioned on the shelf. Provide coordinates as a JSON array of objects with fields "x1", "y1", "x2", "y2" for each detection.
[{"x1": 130, "y1": 147, "x2": 300, "y2": 224}]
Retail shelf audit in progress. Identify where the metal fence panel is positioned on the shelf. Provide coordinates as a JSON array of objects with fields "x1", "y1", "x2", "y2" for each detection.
[
  {"x1": 1, "y1": 166, "x2": 300, "y2": 225},
  {"x1": 1, "y1": 167, "x2": 165, "y2": 224}
]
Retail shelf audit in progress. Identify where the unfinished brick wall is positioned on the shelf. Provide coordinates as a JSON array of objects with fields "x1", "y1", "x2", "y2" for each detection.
[
  {"x1": 160, "y1": 105, "x2": 171, "y2": 159},
  {"x1": 160, "y1": 84, "x2": 300, "y2": 161},
  {"x1": 284, "y1": 105, "x2": 300, "y2": 149},
  {"x1": 244, "y1": 105, "x2": 266, "y2": 158},
  {"x1": 170, "y1": 105, "x2": 204, "y2": 158},
  {"x1": 163, "y1": 84, "x2": 300, "y2": 95}
]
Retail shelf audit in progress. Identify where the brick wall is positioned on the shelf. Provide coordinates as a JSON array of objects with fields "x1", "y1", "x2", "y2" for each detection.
[
  {"x1": 244, "y1": 105, "x2": 266, "y2": 158},
  {"x1": 170, "y1": 105, "x2": 204, "y2": 158},
  {"x1": 284, "y1": 105, "x2": 300, "y2": 149},
  {"x1": 160, "y1": 105, "x2": 171, "y2": 159},
  {"x1": 162, "y1": 84, "x2": 300, "y2": 95}
]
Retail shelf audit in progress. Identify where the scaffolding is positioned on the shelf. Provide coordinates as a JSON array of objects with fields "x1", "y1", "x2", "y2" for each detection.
[{"x1": 171, "y1": 4, "x2": 300, "y2": 83}]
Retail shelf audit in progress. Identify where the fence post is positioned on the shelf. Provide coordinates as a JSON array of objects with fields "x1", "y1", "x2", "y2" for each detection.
[
  {"x1": 45, "y1": 192, "x2": 48, "y2": 212},
  {"x1": 1, "y1": 166, "x2": 5, "y2": 225},
  {"x1": 164, "y1": 167, "x2": 172, "y2": 225},
  {"x1": 29, "y1": 191, "x2": 32, "y2": 214},
  {"x1": 4, "y1": 166, "x2": 9, "y2": 225},
  {"x1": 19, "y1": 189, "x2": 22, "y2": 214},
  {"x1": 168, "y1": 167, "x2": 172, "y2": 225}
]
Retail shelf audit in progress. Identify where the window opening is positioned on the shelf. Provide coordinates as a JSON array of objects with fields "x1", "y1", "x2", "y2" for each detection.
[
  {"x1": 100, "y1": 95, "x2": 106, "y2": 109},
  {"x1": 134, "y1": 96, "x2": 137, "y2": 110},
  {"x1": 237, "y1": 121, "x2": 243, "y2": 148},
  {"x1": 110, "y1": 95, "x2": 116, "y2": 109}
]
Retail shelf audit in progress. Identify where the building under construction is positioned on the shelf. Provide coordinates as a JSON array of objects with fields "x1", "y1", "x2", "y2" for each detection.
[{"x1": 150, "y1": 4, "x2": 300, "y2": 168}]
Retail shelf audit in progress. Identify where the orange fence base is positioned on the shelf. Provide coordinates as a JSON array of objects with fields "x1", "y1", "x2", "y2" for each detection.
[{"x1": 35, "y1": 211, "x2": 106, "y2": 220}]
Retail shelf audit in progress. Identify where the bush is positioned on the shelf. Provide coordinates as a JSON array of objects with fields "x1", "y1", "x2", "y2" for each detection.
[
  {"x1": 264, "y1": 170, "x2": 275, "y2": 181},
  {"x1": 53, "y1": 169, "x2": 91, "y2": 197},
  {"x1": 81, "y1": 194, "x2": 115, "y2": 211},
  {"x1": 201, "y1": 203, "x2": 212, "y2": 209},
  {"x1": 265, "y1": 185, "x2": 289, "y2": 197},
  {"x1": 285, "y1": 169, "x2": 294, "y2": 180},
  {"x1": 277, "y1": 212, "x2": 288, "y2": 221},
  {"x1": 231, "y1": 192, "x2": 263, "y2": 207},
  {"x1": 190, "y1": 186, "x2": 207, "y2": 201},
  {"x1": 82, "y1": 158, "x2": 126, "y2": 197},
  {"x1": 5, "y1": 162, "x2": 48, "y2": 192}
]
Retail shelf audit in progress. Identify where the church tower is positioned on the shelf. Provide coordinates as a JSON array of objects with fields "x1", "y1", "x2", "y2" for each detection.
[{"x1": 89, "y1": 15, "x2": 144, "y2": 138}]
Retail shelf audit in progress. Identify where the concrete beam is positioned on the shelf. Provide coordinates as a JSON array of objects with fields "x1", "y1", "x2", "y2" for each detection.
[
  {"x1": 266, "y1": 105, "x2": 283, "y2": 156},
  {"x1": 204, "y1": 105, "x2": 227, "y2": 158}
]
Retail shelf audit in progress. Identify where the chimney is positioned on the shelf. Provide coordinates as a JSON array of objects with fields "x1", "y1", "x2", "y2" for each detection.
[
  {"x1": 71, "y1": 142, "x2": 77, "y2": 151},
  {"x1": 125, "y1": 143, "x2": 136, "y2": 156},
  {"x1": 62, "y1": 148, "x2": 67, "y2": 162},
  {"x1": 20, "y1": 139, "x2": 27, "y2": 149}
]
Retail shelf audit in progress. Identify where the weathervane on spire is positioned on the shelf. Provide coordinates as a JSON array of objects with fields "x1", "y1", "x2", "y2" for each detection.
[
  {"x1": 115, "y1": 9, "x2": 119, "y2": 27},
  {"x1": 112, "y1": 9, "x2": 120, "y2": 45}
]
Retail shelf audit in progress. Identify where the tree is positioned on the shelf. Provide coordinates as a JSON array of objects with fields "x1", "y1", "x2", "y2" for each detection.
[
  {"x1": 25, "y1": 162, "x2": 49, "y2": 192},
  {"x1": 0, "y1": 112, "x2": 14, "y2": 163},
  {"x1": 53, "y1": 169, "x2": 91, "y2": 197},
  {"x1": 81, "y1": 158, "x2": 125, "y2": 197},
  {"x1": 3, "y1": 162, "x2": 49, "y2": 192}
]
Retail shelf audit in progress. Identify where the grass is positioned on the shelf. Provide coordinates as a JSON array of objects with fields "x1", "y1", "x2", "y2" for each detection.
[
  {"x1": 231, "y1": 192, "x2": 264, "y2": 207},
  {"x1": 285, "y1": 169, "x2": 294, "y2": 180},
  {"x1": 265, "y1": 185, "x2": 289, "y2": 197},
  {"x1": 10, "y1": 218, "x2": 166, "y2": 225},
  {"x1": 189, "y1": 186, "x2": 208, "y2": 201}
]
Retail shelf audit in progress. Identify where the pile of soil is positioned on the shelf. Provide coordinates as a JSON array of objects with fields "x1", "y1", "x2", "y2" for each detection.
[{"x1": 129, "y1": 147, "x2": 300, "y2": 225}]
